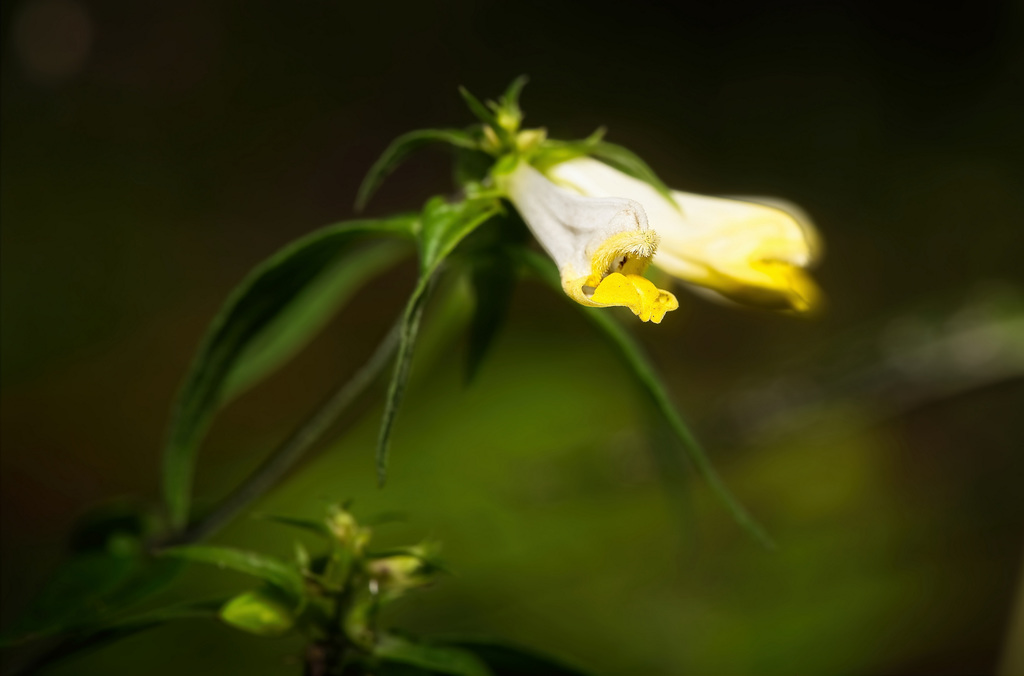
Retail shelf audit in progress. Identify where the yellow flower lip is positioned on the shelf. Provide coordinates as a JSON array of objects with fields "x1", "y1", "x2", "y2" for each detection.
[
  {"x1": 590, "y1": 272, "x2": 679, "y2": 323},
  {"x1": 564, "y1": 229, "x2": 679, "y2": 323},
  {"x1": 499, "y1": 161, "x2": 680, "y2": 323}
]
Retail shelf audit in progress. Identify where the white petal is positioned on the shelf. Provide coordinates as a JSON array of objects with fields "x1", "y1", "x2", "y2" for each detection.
[
  {"x1": 547, "y1": 157, "x2": 821, "y2": 312},
  {"x1": 502, "y1": 161, "x2": 651, "y2": 281}
]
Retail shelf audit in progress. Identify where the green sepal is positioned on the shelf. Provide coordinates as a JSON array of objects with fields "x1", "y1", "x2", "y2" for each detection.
[
  {"x1": 514, "y1": 247, "x2": 774, "y2": 549},
  {"x1": 356, "y1": 129, "x2": 480, "y2": 211},
  {"x1": 162, "y1": 215, "x2": 417, "y2": 530},
  {"x1": 161, "y1": 545, "x2": 306, "y2": 598},
  {"x1": 376, "y1": 196, "x2": 502, "y2": 485},
  {"x1": 219, "y1": 586, "x2": 297, "y2": 637}
]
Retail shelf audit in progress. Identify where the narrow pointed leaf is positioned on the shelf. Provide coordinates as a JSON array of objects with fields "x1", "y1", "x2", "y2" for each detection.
[
  {"x1": 161, "y1": 545, "x2": 304, "y2": 597},
  {"x1": 0, "y1": 550, "x2": 138, "y2": 646},
  {"x1": 500, "y1": 75, "x2": 529, "y2": 117},
  {"x1": 588, "y1": 141, "x2": 678, "y2": 208},
  {"x1": 458, "y1": 86, "x2": 500, "y2": 128},
  {"x1": 356, "y1": 129, "x2": 479, "y2": 211},
  {"x1": 162, "y1": 215, "x2": 416, "y2": 529},
  {"x1": 453, "y1": 641, "x2": 590, "y2": 676},
  {"x1": 4, "y1": 600, "x2": 223, "y2": 675},
  {"x1": 376, "y1": 197, "x2": 502, "y2": 484},
  {"x1": 515, "y1": 248, "x2": 774, "y2": 548},
  {"x1": 254, "y1": 514, "x2": 331, "y2": 537},
  {"x1": 224, "y1": 239, "x2": 409, "y2": 399},
  {"x1": 376, "y1": 634, "x2": 492, "y2": 676}
]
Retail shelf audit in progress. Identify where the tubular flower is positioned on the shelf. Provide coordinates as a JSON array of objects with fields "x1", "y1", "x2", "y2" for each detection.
[
  {"x1": 498, "y1": 160, "x2": 679, "y2": 323},
  {"x1": 547, "y1": 157, "x2": 822, "y2": 313}
]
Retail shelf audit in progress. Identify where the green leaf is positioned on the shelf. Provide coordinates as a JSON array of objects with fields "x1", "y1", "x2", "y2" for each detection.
[
  {"x1": 458, "y1": 86, "x2": 501, "y2": 129},
  {"x1": 515, "y1": 248, "x2": 774, "y2": 549},
  {"x1": 466, "y1": 252, "x2": 517, "y2": 382},
  {"x1": 588, "y1": 141, "x2": 677, "y2": 207},
  {"x1": 376, "y1": 634, "x2": 493, "y2": 676},
  {"x1": 0, "y1": 549, "x2": 138, "y2": 646},
  {"x1": 356, "y1": 129, "x2": 480, "y2": 211},
  {"x1": 162, "y1": 545, "x2": 305, "y2": 597},
  {"x1": 162, "y1": 215, "x2": 416, "y2": 529},
  {"x1": 376, "y1": 197, "x2": 501, "y2": 485},
  {"x1": 453, "y1": 641, "x2": 590, "y2": 676},
  {"x1": 254, "y1": 514, "x2": 331, "y2": 537},
  {"x1": 453, "y1": 148, "x2": 496, "y2": 186},
  {"x1": 3, "y1": 600, "x2": 223, "y2": 675},
  {"x1": 224, "y1": 239, "x2": 410, "y2": 399},
  {"x1": 219, "y1": 587, "x2": 296, "y2": 637}
]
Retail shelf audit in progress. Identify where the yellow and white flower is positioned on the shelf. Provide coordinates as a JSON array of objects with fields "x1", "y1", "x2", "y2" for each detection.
[
  {"x1": 546, "y1": 157, "x2": 822, "y2": 314},
  {"x1": 498, "y1": 160, "x2": 679, "y2": 324}
]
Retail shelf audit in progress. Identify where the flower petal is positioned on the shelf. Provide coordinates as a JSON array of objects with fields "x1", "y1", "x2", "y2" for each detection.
[
  {"x1": 499, "y1": 161, "x2": 678, "y2": 322},
  {"x1": 547, "y1": 157, "x2": 822, "y2": 313}
]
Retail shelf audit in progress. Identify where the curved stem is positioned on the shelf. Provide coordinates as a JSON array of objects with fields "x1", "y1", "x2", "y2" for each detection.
[{"x1": 170, "y1": 319, "x2": 402, "y2": 545}]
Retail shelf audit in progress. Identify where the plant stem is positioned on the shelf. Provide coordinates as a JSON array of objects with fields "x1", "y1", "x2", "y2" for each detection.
[{"x1": 170, "y1": 319, "x2": 402, "y2": 545}]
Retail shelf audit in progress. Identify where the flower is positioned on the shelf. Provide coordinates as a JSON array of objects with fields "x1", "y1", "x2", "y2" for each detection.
[
  {"x1": 546, "y1": 157, "x2": 822, "y2": 313},
  {"x1": 497, "y1": 160, "x2": 679, "y2": 323}
]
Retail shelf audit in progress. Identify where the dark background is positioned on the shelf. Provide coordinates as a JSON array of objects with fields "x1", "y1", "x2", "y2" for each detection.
[{"x1": 2, "y1": 1, "x2": 1023, "y2": 674}]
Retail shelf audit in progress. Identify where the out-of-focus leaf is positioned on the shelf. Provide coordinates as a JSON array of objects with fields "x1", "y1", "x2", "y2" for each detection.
[
  {"x1": 466, "y1": 252, "x2": 517, "y2": 382},
  {"x1": 3, "y1": 600, "x2": 223, "y2": 676},
  {"x1": 67, "y1": 502, "x2": 158, "y2": 554},
  {"x1": 453, "y1": 641, "x2": 591, "y2": 676},
  {"x1": 515, "y1": 247, "x2": 774, "y2": 549},
  {"x1": 458, "y1": 86, "x2": 502, "y2": 133},
  {"x1": 219, "y1": 587, "x2": 296, "y2": 637},
  {"x1": 356, "y1": 129, "x2": 480, "y2": 211},
  {"x1": 362, "y1": 510, "x2": 409, "y2": 526},
  {"x1": 1, "y1": 550, "x2": 187, "y2": 651},
  {"x1": 224, "y1": 239, "x2": 411, "y2": 399},
  {"x1": 254, "y1": 514, "x2": 331, "y2": 537},
  {"x1": 0, "y1": 549, "x2": 138, "y2": 646},
  {"x1": 498, "y1": 75, "x2": 528, "y2": 122},
  {"x1": 162, "y1": 214, "x2": 417, "y2": 530},
  {"x1": 376, "y1": 634, "x2": 493, "y2": 676},
  {"x1": 100, "y1": 556, "x2": 185, "y2": 611},
  {"x1": 417, "y1": 196, "x2": 503, "y2": 276},
  {"x1": 454, "y1": 148, "x2": 496, "y2": 186},
  {"x1": 376, "y1": 197, "x2": 502, "y2": 485},
  {"x1": 161, "y1": 545, "x2": 304, "y2": 597}
]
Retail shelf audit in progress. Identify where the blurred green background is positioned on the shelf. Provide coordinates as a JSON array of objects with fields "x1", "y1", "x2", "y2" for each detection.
[{"x1": 2, "y1": 1, "x2": 1023, "y2": 674}]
